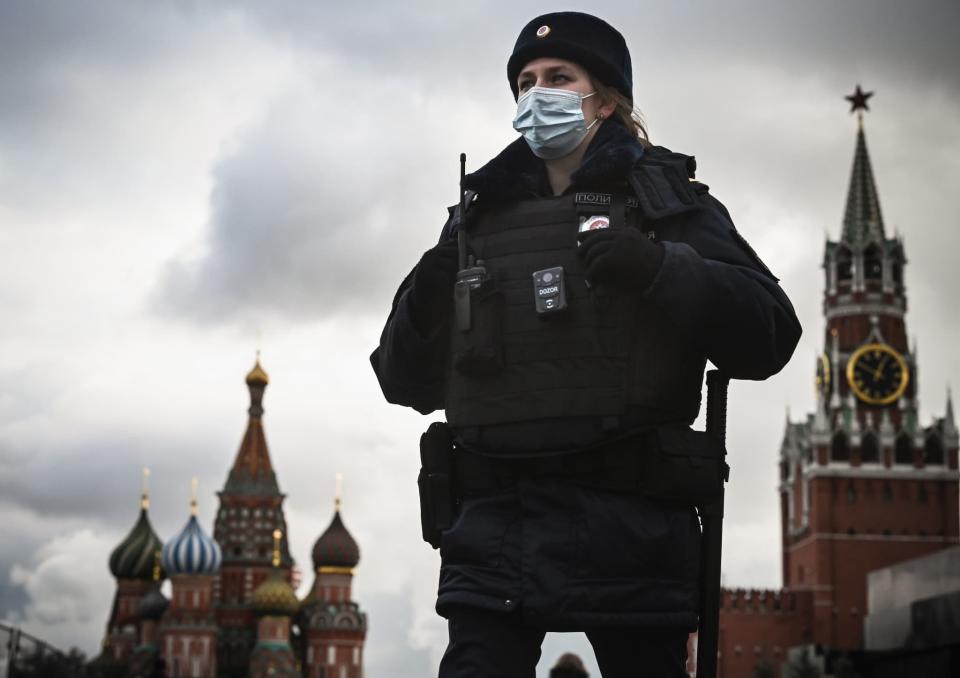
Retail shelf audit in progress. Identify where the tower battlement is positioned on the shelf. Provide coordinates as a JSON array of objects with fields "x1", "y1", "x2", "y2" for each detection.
[{"x1": 720, "y1": 588, "x2": 813, "y2": 615}]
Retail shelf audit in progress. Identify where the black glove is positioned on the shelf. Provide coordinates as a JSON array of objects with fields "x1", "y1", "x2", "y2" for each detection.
[
  {"x1": 407, "y1": 238, "x2": 459, "y2": 333},
  {"x1": 578, "y1": 228, "x2": 664, "y2": 292}
]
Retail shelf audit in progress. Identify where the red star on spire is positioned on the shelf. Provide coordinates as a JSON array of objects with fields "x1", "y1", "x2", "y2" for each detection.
[{"x1": 845, "y1": 84, "x2": 874, "y2": 114}]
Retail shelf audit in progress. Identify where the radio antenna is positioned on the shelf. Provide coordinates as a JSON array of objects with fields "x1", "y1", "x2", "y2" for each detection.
[{"x1": 458, "y1": 153, "x2": 467, "y2": 269}]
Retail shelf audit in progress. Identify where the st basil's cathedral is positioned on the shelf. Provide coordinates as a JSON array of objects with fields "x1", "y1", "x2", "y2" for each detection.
[{"x1": 98, "y1": 359, "x2": 367, "y2": 678}]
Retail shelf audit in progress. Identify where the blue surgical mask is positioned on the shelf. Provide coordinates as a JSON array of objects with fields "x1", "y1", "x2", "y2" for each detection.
[{"x1": 512, "y1": 86, "x2": 598, "y2": 159}]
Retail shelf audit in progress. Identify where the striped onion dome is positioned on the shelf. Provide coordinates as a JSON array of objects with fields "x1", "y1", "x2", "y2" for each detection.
[
  {"x1": 161, "y1": 515, "x2": 222, "y2": 576},
  {"x1": 252, "y1": 571, "x2": 299, "y2": 617},
  {"x1": 109, "y1": 507, "x2": 164, "y2": 581}
]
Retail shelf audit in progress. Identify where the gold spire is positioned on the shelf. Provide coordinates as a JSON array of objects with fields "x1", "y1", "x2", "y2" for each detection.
[
  {"x1": 335, "y1": 472, "x2": 343, "y2": 512},
  {"x1": 141, "y1": 467, "x2": 150, "y2": 510},
  {"x1": 190, "y1": 476, "x2": 198, "y2": 516},
  {"x1": 272, "y1": 529, "x2": 282, "y2": 568},
  {"x1": 152, "y1": 550, "x2": 162, "y2": 582}
]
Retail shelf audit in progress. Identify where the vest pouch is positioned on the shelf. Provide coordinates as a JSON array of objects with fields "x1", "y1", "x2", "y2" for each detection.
[
  {"x1": 640, "y1": 425, "x2": 728, "y2": 507},
  {"x1": 453, "y1": 279, "x2": 505, "y2": 377},
  {"x1": 418, "y1": 422, "x2": 457, "y2": 549}
]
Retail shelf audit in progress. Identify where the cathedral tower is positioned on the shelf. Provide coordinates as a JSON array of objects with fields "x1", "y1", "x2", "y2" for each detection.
[
  {"x1": 299, "y1": 484, "x2": 367, "y2": 678},
  {"x1": 105, "y1": 470, "x2": 164, "y2": 665},
  {"x1": 249, "y1": 530, "x2": 302, "y2": 678},
  {"x1": 213, "y1": 357, "x2": 295, "y2": 677},
  {"x1": 159, "y1": 480, "x2": 222, "y2": 677},
  {"x1": 779, "y1": 86, "x2": 960, "y2": 649},
  {"x1": 131, "y1": 553, "x2": 168, "y2": 677}
]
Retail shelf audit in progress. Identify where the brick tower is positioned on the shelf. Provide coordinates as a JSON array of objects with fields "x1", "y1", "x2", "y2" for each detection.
[
  {"x1": 778, "y1": 87, "x2": 960, "y2": 651},
  {"x1": 717, "y1": 87, "x2": 960, "y2": 678},
  {"x1": 159, "y1": 482, "x2": 223, "y2": 677},
  {"x1": 130, "y1": 553, "x2": 168, "y2": 677},
  {"x1": 299, "y1": 484, "x2": 367, "y2": 678},
  {"x1": 213, "y1": 357, "x2": 295, "y2": 678},
  {"x1": 104, "y1": 470, "x2": 164, "y2": 667},
  {"x1": 249, "y1": 529, "x2": 301, "y2": 678}
]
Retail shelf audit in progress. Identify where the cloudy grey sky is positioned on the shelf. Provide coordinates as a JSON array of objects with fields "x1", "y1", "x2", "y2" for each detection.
[{"x1": 1, "y1": 1, "x2": 958, "y2": 675}]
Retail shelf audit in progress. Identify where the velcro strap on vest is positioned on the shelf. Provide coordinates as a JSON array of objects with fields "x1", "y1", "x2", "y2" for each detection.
[
  {"x1": 610, "y1": 193, "x2": 627, "y2": 229},
  {"x1": 628, "y1": 162, "x2": 699, "y2": 220}
]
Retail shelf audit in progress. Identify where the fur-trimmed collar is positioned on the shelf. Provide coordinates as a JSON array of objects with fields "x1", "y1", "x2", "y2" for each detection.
[{"x1": 463, "y1": 120, "x2": 646, "y2": 202}]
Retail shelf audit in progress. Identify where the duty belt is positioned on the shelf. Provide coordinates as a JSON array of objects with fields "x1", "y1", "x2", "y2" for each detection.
[{"x1": 453, "y1": 436, "x2": 654, "y2": 495}]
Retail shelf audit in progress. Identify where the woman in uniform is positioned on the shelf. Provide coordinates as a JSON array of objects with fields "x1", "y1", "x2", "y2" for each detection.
[{"x1": 372, "y1": 11, "x2": 801, "y2": 677}]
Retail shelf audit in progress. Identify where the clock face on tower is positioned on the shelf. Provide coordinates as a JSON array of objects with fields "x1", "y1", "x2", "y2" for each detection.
[{"x1": 845, "y1": 342, "x2": 909, "y2": 405}]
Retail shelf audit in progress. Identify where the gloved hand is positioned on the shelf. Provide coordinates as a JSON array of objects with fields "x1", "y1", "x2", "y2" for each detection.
[
  {"x1": 407, "y1": 238, "x2": 460, "y2": 333},
  {"x1": 578, "y1": 228, "x2": 664, "y2": 292}
]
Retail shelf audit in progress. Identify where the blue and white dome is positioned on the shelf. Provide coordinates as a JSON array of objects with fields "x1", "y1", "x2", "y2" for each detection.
[{"x1": 162, "y1": 514, "x2": 222, "y2": 576}]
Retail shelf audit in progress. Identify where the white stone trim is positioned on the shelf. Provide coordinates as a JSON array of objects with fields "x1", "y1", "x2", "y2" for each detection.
[
  {"x1": 802, "y1": 465, "x2": 958, "y2": 481},
  {"x1": 788, "y1": 533, "x2": 958, "y2": 552},
  {"x1": 825, "y1": 303, "x2": 905, "y2": 320}
]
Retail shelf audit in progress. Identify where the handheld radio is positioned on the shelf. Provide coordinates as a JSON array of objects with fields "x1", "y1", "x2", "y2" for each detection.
[{"x1": 454, "y1": 153, "x2": 486, "y2": 331}]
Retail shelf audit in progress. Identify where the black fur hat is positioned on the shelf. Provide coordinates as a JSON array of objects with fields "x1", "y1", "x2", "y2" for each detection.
[{"x1": 507, "y1": 12, "x2": 632, "y2": 101}]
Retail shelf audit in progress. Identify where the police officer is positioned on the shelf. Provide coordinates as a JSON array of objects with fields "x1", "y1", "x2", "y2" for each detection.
[{"x1": 371, "y1": 11, "x2": 801, "y2": 678}]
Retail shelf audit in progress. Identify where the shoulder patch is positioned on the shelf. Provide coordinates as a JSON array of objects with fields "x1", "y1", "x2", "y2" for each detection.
[{"x1": 628, "y1": 161, "x2": 700, "y2": 221}]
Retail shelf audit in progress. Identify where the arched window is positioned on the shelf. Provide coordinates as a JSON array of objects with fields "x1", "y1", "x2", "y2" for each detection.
[
  {"x1": 860, "y1": 432, "x2": 880, "y2": 464},
  {"x1": 925, "y1": 435, "x2": 945, "y2": 465},
  {"x1": 894, "y1": 434, "x2": 913, "y2": 465},
  {"x1": 863, "y1": 244, "x2": 882, "y2": 280},
  {"x1": 831, "y1": 432, "x2": 850, "y2": 463},
  {"x1": 836, "y1": 247, "x2": 853, "y2": 283}
]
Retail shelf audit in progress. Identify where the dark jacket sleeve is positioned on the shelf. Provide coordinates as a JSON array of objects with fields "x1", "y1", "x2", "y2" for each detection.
[
  {"x1": 369, "y1": 219, "x2": 455, "y2": 414},
  {"x1": 643, "y1": 186, "x2": 802, "y2": 380}
]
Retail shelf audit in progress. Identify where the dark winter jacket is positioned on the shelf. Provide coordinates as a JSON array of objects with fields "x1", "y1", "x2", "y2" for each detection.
[{"x1": 370, "y1": 120, "x2": 801, "y2": 630}]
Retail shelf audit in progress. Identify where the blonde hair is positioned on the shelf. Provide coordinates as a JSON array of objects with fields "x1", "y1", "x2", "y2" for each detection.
[{"x1": 593, "y1": 80, "x2": 651, "y2": 146}]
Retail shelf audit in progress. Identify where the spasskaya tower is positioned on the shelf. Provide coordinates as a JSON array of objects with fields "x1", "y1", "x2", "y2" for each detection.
[
  {"x1": 716, "y1": 86, "x2": 959, "y2": 678},
  {"x1": 778, "y1": 85, "x2": 959, "y2": 650}
]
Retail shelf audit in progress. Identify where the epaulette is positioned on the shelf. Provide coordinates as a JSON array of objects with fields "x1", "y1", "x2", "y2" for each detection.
[{"x1": 628, "y1": 149, "x2": 700, "y2": 220}]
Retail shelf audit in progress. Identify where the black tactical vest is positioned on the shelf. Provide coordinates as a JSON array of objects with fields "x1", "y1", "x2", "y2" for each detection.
[{"x1": 445, "y1": 166, "x2": 707, "y2": 434}]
